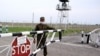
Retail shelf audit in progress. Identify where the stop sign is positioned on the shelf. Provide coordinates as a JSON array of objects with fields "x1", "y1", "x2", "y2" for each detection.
[{"x1": 12, "y1": 36, "x2": 31, "y2": 56}]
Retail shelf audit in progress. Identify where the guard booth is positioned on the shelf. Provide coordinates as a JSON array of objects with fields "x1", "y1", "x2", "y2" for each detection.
[
  {"x1": 2, "y1": 25, "x2": 8, "y2": 33},
  {"x1": 0, "y1": 24, "x2": 2, "y2": 33},
  {"x1": 0, "y1": 24, "x2": 8, "y2": 33},
  {"x1": 0, "y1": 29, "x2": 63, "y2": 56}
]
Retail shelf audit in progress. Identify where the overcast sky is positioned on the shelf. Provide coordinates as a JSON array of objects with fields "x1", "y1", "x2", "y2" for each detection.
[{"x1": 0, "y1": 0, "x2": 100, "y2": 24}]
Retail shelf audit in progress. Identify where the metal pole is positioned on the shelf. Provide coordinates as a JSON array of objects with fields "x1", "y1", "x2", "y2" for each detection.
[
  {"x1": 32, "y1": 12, "x2": 34, "y2": 28},
  {"x1": 86, "y1": 34, "x2": 90, "y2": 44},
  {"x1": 60, "y1": 12, "x2": 61, "y2": 29},
  {"x1": 12, "y1": 20, "x2": 13, "y2": 27},
  {"x1": 67, "y1": 11, "x2": 69, "y2": 29},
  {"x1": 60, "y1": 11, "x2": 63, "y2": 29},
  {"x1": 50, "y1": 16, "x2": 52, "y2": 26}
]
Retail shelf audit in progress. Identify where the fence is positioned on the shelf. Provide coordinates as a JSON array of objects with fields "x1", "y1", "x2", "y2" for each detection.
[{"x1": 0, "y1": 29, "x2": 63, "y2": 56}]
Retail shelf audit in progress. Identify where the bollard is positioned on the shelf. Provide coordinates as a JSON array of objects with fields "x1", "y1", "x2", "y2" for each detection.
[
  {"x1": 81, "y1": 31, "x2": 84, "y2": 43},
  {"x1": 58, "y1": 29, "x2": 63, "y2": 41}
]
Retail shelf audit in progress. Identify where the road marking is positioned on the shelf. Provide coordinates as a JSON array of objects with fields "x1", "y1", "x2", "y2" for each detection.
[
  {"x1": 61, "y1": 42, "x2": 91, "y2": 48},
  {"x1": 60, "y1": 42, "x2": 100, "y2": 51}
]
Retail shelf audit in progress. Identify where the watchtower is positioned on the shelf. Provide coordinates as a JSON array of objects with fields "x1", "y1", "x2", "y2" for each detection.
[{"x1": 56, "y1": 0, "x2": 71, "y2": 29}]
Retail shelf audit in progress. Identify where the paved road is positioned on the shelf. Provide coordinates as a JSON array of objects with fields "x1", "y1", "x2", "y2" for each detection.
[{"x1": 0, "y1": 34, "x2": 100, "y2": 56}]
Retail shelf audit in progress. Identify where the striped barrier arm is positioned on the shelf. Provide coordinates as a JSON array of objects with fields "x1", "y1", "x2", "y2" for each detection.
[
  {"x1": 88, "y1": 28, "x2": 100, "y2": 35},
  {"x1": 29, "y1": 29, "x2": 63, "y2": 56},
  {"x1": 0, "y1": 29, "x2": 62, "y2": 37},
  {"x1": 0, "y1": 29, "x2": 63, "y2": 56},
  {"x1": 30, "y1": 31, "x2": 62, "y2": 56},
  {"x1": 0, "y1": 29, "x2": 63, "y2": 55},
  {"x1": 30, "y1": 40, "x2": 60, "y2": 56}
]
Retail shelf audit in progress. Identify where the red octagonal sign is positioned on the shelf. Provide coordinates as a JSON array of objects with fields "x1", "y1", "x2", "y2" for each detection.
[{"x1": 12, "y1": 36, "x2": 31, "y2": 56}]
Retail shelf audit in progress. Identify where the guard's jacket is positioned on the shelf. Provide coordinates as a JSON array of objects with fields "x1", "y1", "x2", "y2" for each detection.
[
  {"x1": 35, "y1": 23, "x2": 54, "y2": 41},
  {"x1": 34, "y1": 23, "x2": 54, "y2": 56}
]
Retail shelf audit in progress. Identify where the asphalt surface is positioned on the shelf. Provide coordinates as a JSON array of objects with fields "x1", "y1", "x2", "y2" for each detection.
[{"x1": 0, "y1": 34, "x2": 100, "y2": 56}]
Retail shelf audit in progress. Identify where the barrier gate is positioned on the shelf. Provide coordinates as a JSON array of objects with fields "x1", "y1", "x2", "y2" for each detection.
[
  {"x1": 0, "y1": 29, "x2": 63, "y2": 56},
  {"x1": 81, "y1": 28, "x2": 100, "y2": 47}
]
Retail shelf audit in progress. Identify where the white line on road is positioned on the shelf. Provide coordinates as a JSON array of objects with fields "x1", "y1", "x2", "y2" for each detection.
[
  {"x1": 60, "y1": 42, "x2": 100, "y2": 51},
  {"x1": 61, "y1": 42, "x2": 91, "y2": 48}
]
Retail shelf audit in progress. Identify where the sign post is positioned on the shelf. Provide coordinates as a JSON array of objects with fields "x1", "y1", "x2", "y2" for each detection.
[{"x1": 12, "y1": 36, "x2": 31, "y2": 56}]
